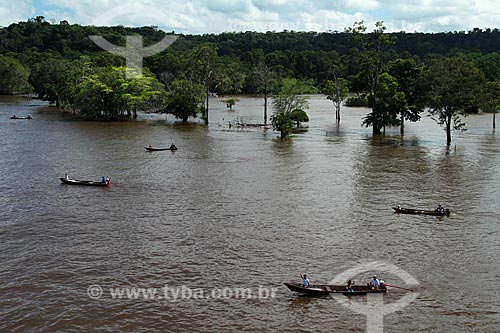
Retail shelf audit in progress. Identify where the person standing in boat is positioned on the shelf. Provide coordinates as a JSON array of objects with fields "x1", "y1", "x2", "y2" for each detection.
[
  {"x1": 170, "y1": 143, "x2": 176, "y2": 150},
  {"x1": 102, "y1": 176, "x2": 107, "y2": 184},
  {"x1": 369, "y1": 275, "x2": 380, "y2": 290},
  {"x1": 65, "y1": 173, "x2": 69, "y2": 180},
  {"x1": 299, "y1": 273, "x2": 310, "y2": 288}
]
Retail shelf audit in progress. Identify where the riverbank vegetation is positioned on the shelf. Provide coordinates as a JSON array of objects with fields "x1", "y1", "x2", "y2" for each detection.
[{"x1": 1, "y1": 16, "x2": 500, "y2": 144}]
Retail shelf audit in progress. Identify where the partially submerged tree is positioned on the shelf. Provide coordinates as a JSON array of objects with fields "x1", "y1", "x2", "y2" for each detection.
[
  {"x1": 482, "y1": 81, "x2": 500, "y2": 129},
  {"x1": 362, "y1": 72, "x2": 401, "y2": 134},
  {"x1": 476, "y1": 52, "x2": 500, "y2": 128},
  {"x1": 164, "y1": 79, "x2": 205, "y2": 122},
  {"x1": 271, "y1": 78, "x2": 311, "y2": 138},
  {"x1": 30, "y1": 58, "x2": 72, "y2": 106},
  {"x1": 222, "y1": 98, "x2": 240, "y2": 110},
  {"x1": 346, "y1": 21, "x2": 396, "y2": 134},
  {"x1": 388, "y1": 58, "x2": 425, "y2": 136},
  {"x1": 323, "y1": 77, "x2": 349, "y2": 122},
  {"x1": 423, "y1": 56, "x2": 486, "y2": 145},
  {"x1": 0, "y1": 56, "x2": 31, "y2": 95},
  {"x1": 271, "y1": 112, "x2": 294, "y2": 138},
  {"x1": 251, "y1": 62, "x2": 276, "y2": 125},
  {"x1": 189, "y1": 44, "x2": 222, "y2": 124},
  {"x1": 76, "y1": 66, "x2": 165, "y2": 120},
  {"x1": 289, "y1": 109, "x2": 309, "y2": 127}
]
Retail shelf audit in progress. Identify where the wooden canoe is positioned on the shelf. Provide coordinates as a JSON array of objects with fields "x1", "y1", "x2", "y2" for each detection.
[
  {"x1": 393, "y1": 207, "x2": 450, "y2": 216},
  {"x1": 11, "y1": 115, "x2": 32, "y2": 119},
  {"x1": 144, "y1": 146, "x2": 177, "y2": 151},
  {"x1": 284, "y1": 282, "x2": 387, "y2": 296},
  {"x1": 59, "y1": 177, "x2": 110, "y2": 187}
]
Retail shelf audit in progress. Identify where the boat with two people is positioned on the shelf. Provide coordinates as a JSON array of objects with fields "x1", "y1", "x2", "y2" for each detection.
[
  {"x1": 393, "y1": 204, "x2": 450, "y2": 216},
  {"x1": 59, "y1": 174, "x2": 110, "y2": 187},
  {"x1": 284, "y1": 274, "x2": 388, "y2": 296},
  {"x1": 144, "y1": 143, "x2": 177, "y2": 151}
]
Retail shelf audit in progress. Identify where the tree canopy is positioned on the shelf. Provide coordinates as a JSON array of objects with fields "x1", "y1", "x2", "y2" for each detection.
[
  {"x1": 0, "y1": 56, "x2": 31, "y2": 94},
  {"x1": 163, "y1": 79, "x2": 205, "y2": 122},
  {"x1": 271, "y1": 78, "x2": 311, "y2": 138},
  {"x1": 423, "y1": 56, "x2": 486, "y2": 145}
]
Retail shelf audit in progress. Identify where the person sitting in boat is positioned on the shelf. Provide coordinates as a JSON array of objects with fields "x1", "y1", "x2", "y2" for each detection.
[
  {"x1": 435, "y1": 204, "x2": 444, "y2": 213},
  {"x1": 345, "y1": 279, "x2": 354, "y2": 292},
  {"x1": 299, "y1": 273, "x2": 310, "y2": 288},
  {"x1": 369, "y1": 275, "x2": 380, "y2": 289},
  {"x1": 170, "y1": 143, "x2": 177, "y2": 150}
]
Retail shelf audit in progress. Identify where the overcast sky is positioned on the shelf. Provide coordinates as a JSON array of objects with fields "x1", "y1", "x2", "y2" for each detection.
[{"x1": 1, "y1": 0, "x2": 499, "y2": 34}]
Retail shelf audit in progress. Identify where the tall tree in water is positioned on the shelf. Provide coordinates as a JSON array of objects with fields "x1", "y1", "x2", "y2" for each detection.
[
  {"x1": 251, "y1": 62, "x2": 276, "y2": 125},
  {"x1": 423, "y1": 56, "x2": 486, "y2": 146},
  {"x1": 482, "y1": 81, "x2": 500, "y2": 129},
  {"x1": 388, "y1": 58, "x2": 425, "y2": 136},
  {"x1": 323, "y1": 76, "x2": 349, "y2": 123},
  {"x1": 346, "y1": 21, "x2": 396, "y2": 134},
  {"x1": 189, "y1": 44, "x2": 221, "y2": 125},
  {"x1": 476, "y1": 52, "x2": 500, "y2": 128}
]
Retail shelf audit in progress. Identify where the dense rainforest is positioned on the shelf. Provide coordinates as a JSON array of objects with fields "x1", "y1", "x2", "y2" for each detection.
[{"x1": 1, "y1": 16, "x2": 500, "y2": 144}]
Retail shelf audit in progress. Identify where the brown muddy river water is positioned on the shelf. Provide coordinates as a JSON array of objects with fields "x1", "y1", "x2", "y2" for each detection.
[{"x1": 0, "y1": 95, "x2": 499, "y2": 332}]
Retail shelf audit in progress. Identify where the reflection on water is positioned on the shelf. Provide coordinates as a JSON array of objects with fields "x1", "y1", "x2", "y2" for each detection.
[{"x1": 0, "y1": 95, "x2": 499, "y2": 332}]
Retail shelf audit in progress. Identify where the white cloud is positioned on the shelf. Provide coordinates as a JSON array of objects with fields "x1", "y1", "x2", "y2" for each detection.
[
  {"x1": 0, "y1": 0, "x2": 34, "y2": 27},
  {"x1": 384, "y1": 0, "x2": 500, "y2": 32},
  {"x1": 342, "y1": 0, "x2": 381, "y2": 11},
  {"x1": 1, "y1": 1, "x2": 499, "y2": 33}
]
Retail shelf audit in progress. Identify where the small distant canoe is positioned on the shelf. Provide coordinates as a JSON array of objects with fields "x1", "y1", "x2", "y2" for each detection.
[
  {"x1": 144, "y1": 146, "x2": 177, "y2": 151},
  {"x1": 393, "y1": 207, "x2": 450, "y2": 216},
  {"x1": 284, "y1": 282, "x2": 387, "y2": 296},
  {"x1": 11, "y1": 115, "x2": 32, "y2": 120},
  {"x1": 59, "y1": 177, "x2": 110, "y2": 187}
]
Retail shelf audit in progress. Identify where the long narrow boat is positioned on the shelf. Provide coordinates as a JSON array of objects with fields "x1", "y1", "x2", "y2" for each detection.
[
  {"x1": 59, "y1": 177, "x2": 110, "y2": 187},
  {"x1": 284, "y1": 282, "x2": 387, "y2": 296},
  {"x1": 11, "y1": 115, "x2": 32, "y2": 119},
  {"x1": 144, "y1": 146, "x2": 177, "y2": 151},
  {"x1": 393, "y1": 206, "x2": 450, "y2": 216}
]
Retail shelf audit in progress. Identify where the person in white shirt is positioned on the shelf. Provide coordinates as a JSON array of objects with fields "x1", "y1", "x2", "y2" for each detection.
[
  {"x1": 299, "y1": 273, "x2": 310, "y2": 288},
  {"x1": 369, "y1": 275, "x2": 380, "y2": 289}
]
